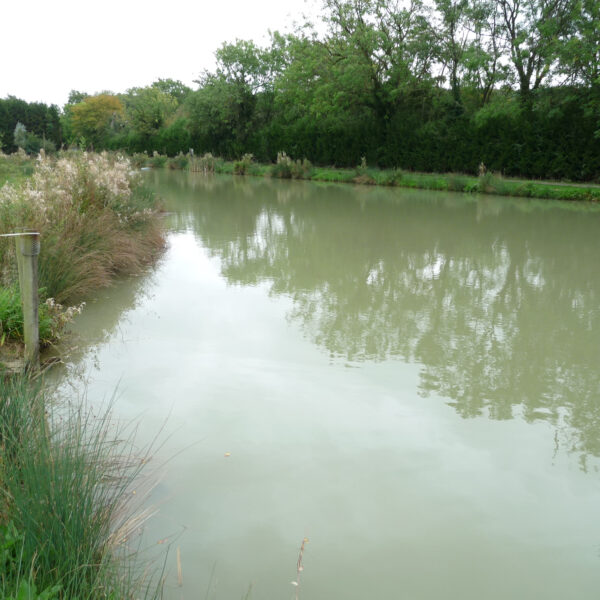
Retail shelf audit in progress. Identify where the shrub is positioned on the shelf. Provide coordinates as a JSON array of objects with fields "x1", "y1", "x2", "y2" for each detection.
[
  {"x1": 167, "y1": 152, "x2": 189, "y2": 170},
  {"x1": 130, "y1": 152, "x2": 149, "y2": 168},
  {"x1": 353, "y1": 157, "x2": 376, "y2": 184},
  {"x1": 189, "y1": 152, "x2": 216, "y2": 174},
  {"x1": 271, "y1": 152, "x2": 312, "y2": 179},
  {"x1": 234, "y1": 153, "x2": 254, "y2": 175},
  {"x1": 149, "y1": 151, "x2": 167, "y2": 169},
  {"x1": 477, "y1": 171, "x2": 496, "y2": 193},
  {"x1": 13, "y1": 123, "x2": 27, "y2": 151}
]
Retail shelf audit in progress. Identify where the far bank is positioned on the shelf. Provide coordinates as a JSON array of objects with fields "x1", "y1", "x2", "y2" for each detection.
[{"x1": 134, "y1": 151, "x2": 600, "y2": 204}]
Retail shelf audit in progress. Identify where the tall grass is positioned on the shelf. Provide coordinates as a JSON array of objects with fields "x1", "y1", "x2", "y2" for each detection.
[
  {"x1": 0, "y1": 152, "x2": 164, "y2": 313},
  {"x1": 0, "y1": 375, "x2": 162, "y2": 599}
]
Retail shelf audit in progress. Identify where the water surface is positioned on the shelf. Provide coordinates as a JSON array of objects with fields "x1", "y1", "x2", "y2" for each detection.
[{"x1": 57, "y1": 172, "x2": 600, "y2": 599}]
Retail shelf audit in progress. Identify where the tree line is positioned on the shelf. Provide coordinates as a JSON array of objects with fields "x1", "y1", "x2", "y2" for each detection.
[{"x1": 1, "y1": 0, "x2": 598, "y2": 180}]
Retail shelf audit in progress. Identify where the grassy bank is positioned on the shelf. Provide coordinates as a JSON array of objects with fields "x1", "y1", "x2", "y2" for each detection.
[
  {"x1": 0, "y1": 151, "x2": 165, "y2": 348},
  {"x1": 0, "y1": 375, "x2": 161, "y2": 599},
  {"x1": 133, "y1": 150, "x2": 600, "y2": 203},
  {"x1": 0, "y1": 151, "x2": 166, "y2": 597},
  {"x1": 0, "y1": 151, "x2": 35, "y2": 187}
]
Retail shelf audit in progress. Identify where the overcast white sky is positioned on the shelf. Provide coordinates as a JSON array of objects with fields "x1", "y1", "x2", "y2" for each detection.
[{"x1": 2, "y1": 0, "x2": 321, "y2": 108}]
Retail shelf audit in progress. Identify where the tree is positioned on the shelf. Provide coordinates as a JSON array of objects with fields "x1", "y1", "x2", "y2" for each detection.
[
  {"x1": 432, "y1": 0, "x2": 474, "y2": 107},
  {"x1": 124, "y1": 86, "x2": 178, "y2": 138},
  {"x1": 497, "y1": 0, "x2": 578, "y2": 101},
  {"x1": 13, "y1": 122, "x2": 27, "y2": 149},
  {"x1": 67, "y1": 90, "x2": 89, "y2": 105},
  {"x1": 319, "y1": 0, "x2": 436, "y2": 120},
  {"x1": 188, "y1": 39, "x2": 281, "y2": 157},
  {"x1": 70, "y1": 94, "x2": 124, "y2": 148},
  {"x1": 462, "y1": 0, "x2": 510, "y2": 105},
  {"x1": 150, "y1": 79, "x2": 192, "y2": 103},
  {"x1": 558, "y1": 0, "x2": 600, "y2": 88}
]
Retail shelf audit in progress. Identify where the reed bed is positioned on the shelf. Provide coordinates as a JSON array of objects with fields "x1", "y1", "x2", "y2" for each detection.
[{"x1": 0, "y1": 151, "x2": 165, "y2": 345}]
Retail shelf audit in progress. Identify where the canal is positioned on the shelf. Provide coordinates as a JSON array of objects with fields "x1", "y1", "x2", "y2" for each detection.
[{"x1": 56, "y1": 170, "x2": 600, "y2": 599}]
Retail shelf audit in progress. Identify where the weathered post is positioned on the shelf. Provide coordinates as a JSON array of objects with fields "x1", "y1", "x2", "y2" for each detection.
[
  {"x1": 0, "y1": 232, "x2": 40, "y2": 372},
  {"x1": 17, "y1": 232, "x2": 40, "y2": 371}
]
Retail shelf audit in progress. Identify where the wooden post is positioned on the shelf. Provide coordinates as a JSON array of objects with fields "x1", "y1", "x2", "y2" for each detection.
[{"x1": 15, "y1": 233, "x2": 40, "y2": 372}]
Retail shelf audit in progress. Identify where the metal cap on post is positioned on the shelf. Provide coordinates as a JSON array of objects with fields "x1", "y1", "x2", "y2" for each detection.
[{"x1": 0, "y1": 231, "x2": 41, "y2": 372}]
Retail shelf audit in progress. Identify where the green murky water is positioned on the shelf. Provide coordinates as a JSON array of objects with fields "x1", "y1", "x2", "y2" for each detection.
[{"x1": 57, "y1": 171, "x2": 600, "y2": 599}]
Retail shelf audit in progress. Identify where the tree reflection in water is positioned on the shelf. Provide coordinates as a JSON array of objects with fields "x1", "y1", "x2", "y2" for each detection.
[{"x1": 155, "y1": 171, "x2": 600, "y2": 465}]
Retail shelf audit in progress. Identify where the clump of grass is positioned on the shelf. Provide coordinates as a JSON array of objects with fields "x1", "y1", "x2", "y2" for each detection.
[
  {"x1": 167, "y1": 152, "x2": 189, "y2": 170},
  {"x1": 149, "y1": 152, "x2": 167, "y2": 169},
  {"x1": 371, "y1": 168, "x2": 403, "y2": 186},
  {"x1": 130, "y1": 152, "x2": 150, "y2": 169},
  {"x1": 352, "y1": 156, "x2": 376, "y2": 185},
  {"x1": 233, "y1": 153, "x2": 255, "y2": 175},
  {"x1": 271, "y1": 152, "x2": 313, "y2": 179},
  {"x1": 0, "y1": 375, "x2": 162, "y2": 598},
  {"x1": 0, "y1": 152, "x2": 165, "y2": 304},
  {"x1": 188, "y1": 152, "x2": 216, "y2": 174},
  {"x1": 213, "y1": 157, "x2": 231, "y2": 174},
  {"x1": 477, "y1": 171, "x2": 496, "y2": 193},
  {"x1": 447, "y1": 174, "x2": 469, "y2": 192}
]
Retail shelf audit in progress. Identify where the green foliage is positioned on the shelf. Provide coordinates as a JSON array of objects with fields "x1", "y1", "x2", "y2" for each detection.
[
  {"x1": 149, "y1": 151, "x2": 168, "y2": 168},
  {"x1": 13, "y1": 123, "x2": 27, "y2": 150},
  {"x1": 0, "y1": 376, "x2": 163, "y2": 599},
  {"x1": 0, "y1": 98, "x2": 61, "y2": 154},
  {"x1": 0, "y1": 152, "x2": 34, "y2": 186},
  {"x1": 3, "y1": 1, "x2": 596, "y2": 181},
  {"x1": 167, "y1": 152, "x2": 189, "y2": 170},
  {"x1": 69, "y1": 94, "x2": 124, "y2": 148},
  {"x1": 234, "y1": 153, "x2": 255, "y2": 175},
  {"x1": 124, "y1": 86, "x2": 178, "y2": 138},
  {"x1": 0, "y1": 152, "x2": 164, "y2": 303},
  {"x1": 271, "y1": 152, "x2": 313, "y2": 179},
  {"x1": 129, "y1": 151, "x2": 150, "y2": 168},
  {"x1": 189, "y1": 152, "x2": 217, "y2": 174},
  {"x1": 0, "y1": 521, "x2": 61, "y2": 599}
]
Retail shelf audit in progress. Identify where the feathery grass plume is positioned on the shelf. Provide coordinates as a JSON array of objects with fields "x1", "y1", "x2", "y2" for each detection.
[{"x1": 0, "y1": 151, "x2": 165, "y2": 305}]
